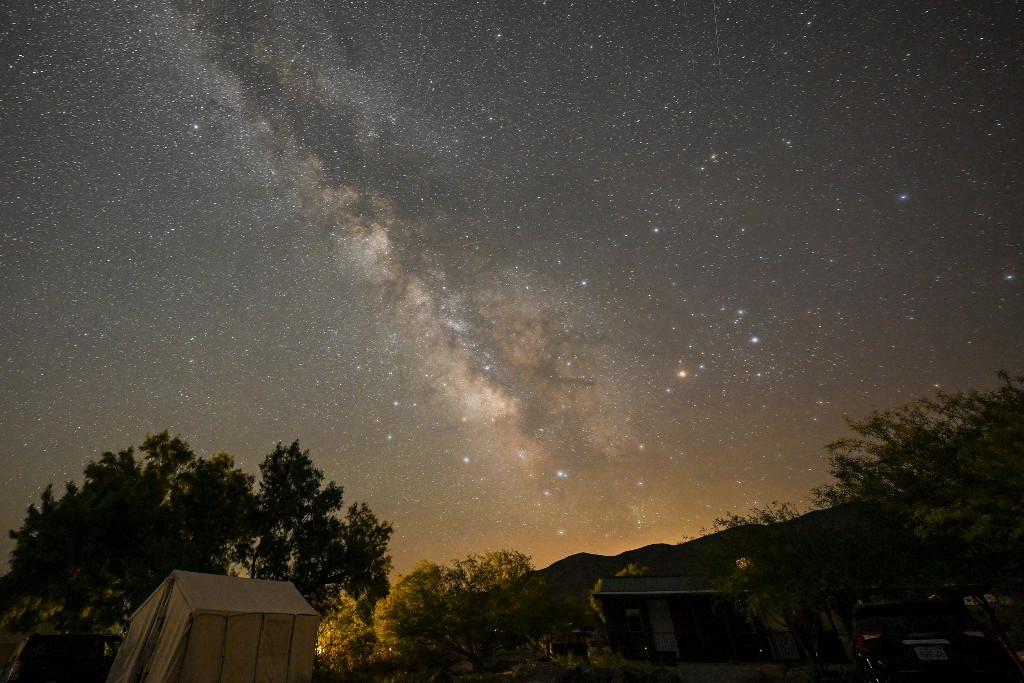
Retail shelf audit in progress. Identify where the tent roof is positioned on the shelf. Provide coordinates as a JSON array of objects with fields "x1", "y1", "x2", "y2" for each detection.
[{"x1": 169, "y1": 570, "x2": 318, "y2": 617}]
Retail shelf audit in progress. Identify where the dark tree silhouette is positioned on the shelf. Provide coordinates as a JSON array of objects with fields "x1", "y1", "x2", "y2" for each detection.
[
  {"x1": 0, "y1": 431, "x2": 252, "y2": 630},
  {"x1": 240, "y1": 440, "x2": 392, "y2": 607},
  {"x1": 1, "y1": 433, "x2": 393, "y2": 630},
  {"x1": 815, "y1": 371, "x2": 1024, "y2": 591}
]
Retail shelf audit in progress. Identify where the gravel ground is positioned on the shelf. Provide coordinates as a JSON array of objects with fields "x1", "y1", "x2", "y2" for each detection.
[{"x1": 676, "y1": 662, "x2": 771, "y2": 682}]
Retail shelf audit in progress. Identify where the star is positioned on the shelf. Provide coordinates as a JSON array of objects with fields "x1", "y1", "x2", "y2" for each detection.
[{"x1": 0, "y1": 0, "x2": 1019, "y2": 577}]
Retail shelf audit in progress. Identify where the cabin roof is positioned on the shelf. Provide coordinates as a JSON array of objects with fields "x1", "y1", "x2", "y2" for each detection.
[{"x1": 594, "y1": 575, "x2": 717, "y2": 596}]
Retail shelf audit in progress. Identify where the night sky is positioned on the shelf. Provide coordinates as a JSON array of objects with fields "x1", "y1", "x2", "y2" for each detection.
[{"x1": 2, "y1": 0, "x2": 1021, "y2": 574}]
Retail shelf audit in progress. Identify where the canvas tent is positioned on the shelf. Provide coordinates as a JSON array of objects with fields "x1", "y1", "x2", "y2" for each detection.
[{"x1": 106, "y1": 570, "x2": 319, "y2": 683}]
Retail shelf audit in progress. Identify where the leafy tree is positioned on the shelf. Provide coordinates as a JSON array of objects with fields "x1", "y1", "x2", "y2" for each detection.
[
  {"x1": 374, "y1": 550, "x2": 551, "y2": 669},
  {"x1": 373, "y1": 559, "x2": 451, "y2": 669},
  {"x1": 240, "y1": 441, "x2": 393, "y2": 608},
  {"x1": 814, "y1": 372, "x2": 1024, "y2": 591},
  {"x1": 709, "y1": 499, "x2": 964, "y2": 672},
  {"x1": 1, "y1": 434, "x2": 394, "y2": 631},
  {"x1": 315, "y1": 590, "x2": 378, "y2": 679},
  {"x1": 710, "y1": 375, "x2": 1024, "y2": 669},
  {"x1": 336, "y1": 502, "x2": 394, "y2": 602},
  {"x1": 615, "y1": 562, "x2": 649, "y2": 578},
  {"x1": 0, "y1": 431, "x2": 252, "y2": 630},
  {"x1": 714, "y1": 500, "x2": 801, "y2": 530},
  {"x1": 143, "y1": 433, "x2": 254, "y2": 574},
  {"x1": 711, "y1": 502, "x2": 839, "y2": 666}
]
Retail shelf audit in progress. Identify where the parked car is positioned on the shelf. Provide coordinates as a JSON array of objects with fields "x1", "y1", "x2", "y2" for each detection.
[
  {"x1": 851, "y1": 600, "x2": 1024, "y2": 682},
  {"x1": 1, "y1": 633, "x2": 122, "y2": 683}
]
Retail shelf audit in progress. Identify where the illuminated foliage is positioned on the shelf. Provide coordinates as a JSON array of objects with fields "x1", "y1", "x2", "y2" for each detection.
[
  {"x1": 590, "y1": 562, "x2": 649, "y2": 622},
  {"x1": 315, "y1": 590, "x2": 377, "y2": 678},
  {"x1": 374, "y1": 550, "x2": 551, "y2": 668}
]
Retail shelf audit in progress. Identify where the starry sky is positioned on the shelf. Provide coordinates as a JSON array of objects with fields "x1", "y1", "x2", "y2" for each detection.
[{"x1": 2, "y1": 0, "x2": 1021, "y2": 574}]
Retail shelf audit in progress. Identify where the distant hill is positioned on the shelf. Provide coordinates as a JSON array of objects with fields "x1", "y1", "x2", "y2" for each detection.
[{"x1": 536, "y1": 505, "x2": 860, "y2": 599}]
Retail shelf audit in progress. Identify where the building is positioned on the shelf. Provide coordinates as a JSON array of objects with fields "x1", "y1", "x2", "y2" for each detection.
[{"x1": 593, "y1": 575, "x2": 807, "y2": 664}]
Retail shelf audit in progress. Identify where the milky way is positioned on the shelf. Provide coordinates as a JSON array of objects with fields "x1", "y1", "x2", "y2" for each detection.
[{"x1": 2, "y1": 0, "x2": 1021, "y2": 571}]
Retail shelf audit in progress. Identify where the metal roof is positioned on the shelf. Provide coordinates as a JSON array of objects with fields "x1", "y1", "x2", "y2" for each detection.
[{"x1": 594, "y1": 575, "x2": 717, "y2": 595}]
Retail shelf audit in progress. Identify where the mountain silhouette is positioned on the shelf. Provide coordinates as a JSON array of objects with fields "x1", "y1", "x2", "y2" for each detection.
[{"x1": 536, "y1": 505, "x2": 860, "y2": 598}]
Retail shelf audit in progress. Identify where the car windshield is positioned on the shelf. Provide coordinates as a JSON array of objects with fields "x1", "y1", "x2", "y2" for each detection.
[{"x1": 854, "y1": 603, "x2": 979, "y2": 635}]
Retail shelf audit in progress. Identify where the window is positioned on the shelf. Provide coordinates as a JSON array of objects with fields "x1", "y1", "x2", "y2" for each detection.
[{"x1": 626, "y1": 607, "x2": 644, "y2": 633}]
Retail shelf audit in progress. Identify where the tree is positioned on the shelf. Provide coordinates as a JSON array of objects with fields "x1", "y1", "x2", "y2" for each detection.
[
  {"x1": 814, "y1": 372, "x2": 1024, "y2": 590},
  {"x1": 315, "y1": 590, "x2": 378, "y2": 679},
  {"x1": 0, "y1": 431, "x2": 253, "y2": 630},
  {"x1": 0, "y1": 433, "x2": 393, "y2": 631},
  {"x1": 711, "y1": 502, "x2": 842, "y2": 666},
  {"x1": 240, "y1": 441, "x2": 393, "y2": 607},
  {"x1": 374, "y1": 550, "x2": 551, "y2": 669},
  {"x1": 143, "y1": 433, "x2": 254, "y2": 574},
  {"x1": 373, "y1": 560, "x2": 451, "y2": 670},
  {"x1": 708, "y1": 375, "x2": 1024, "y2": 671},
  {"x1": 336, "y1": 502, "x2": 394, "y2": 602},
  {"x1": 708, "y1": 500, "x2": 955, "y2": 673}
]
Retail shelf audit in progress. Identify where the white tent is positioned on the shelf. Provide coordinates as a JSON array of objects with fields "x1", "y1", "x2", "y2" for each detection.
[{"x1": 106, "y1": 570, "x2": 319, "y2": 683}]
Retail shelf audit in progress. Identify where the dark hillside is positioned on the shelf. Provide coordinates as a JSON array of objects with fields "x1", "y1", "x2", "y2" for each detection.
[{"x1": 537, "y1": 505, "x2": 862, "y2": 599}]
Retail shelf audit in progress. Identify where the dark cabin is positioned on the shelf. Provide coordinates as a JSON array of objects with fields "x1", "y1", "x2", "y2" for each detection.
[{"x1": 593, "y1": 575, "x2": 806, "y2": 664}]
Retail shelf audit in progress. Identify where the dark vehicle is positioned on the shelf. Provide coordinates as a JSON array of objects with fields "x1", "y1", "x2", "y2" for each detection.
[
  {"x1": 851, "y1": 600, "x2": 1024, "y2": 682},
  {"x1": 1, "y1": 633, "x2": 122, "y2": 683}
]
